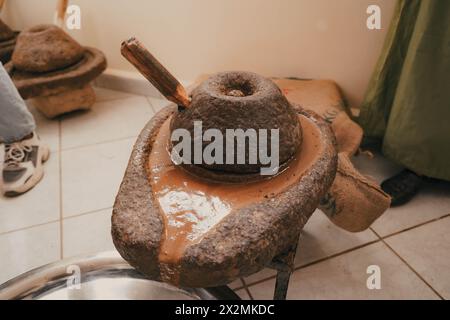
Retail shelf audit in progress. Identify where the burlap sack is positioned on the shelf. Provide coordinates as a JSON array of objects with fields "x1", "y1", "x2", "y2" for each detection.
[
  {"x1": 192, "y1": 76, "x2": 390, "y2": 232},
  {"x1": 273, "y1": 78, "x2": 362, "y2": 156},
  {"x1": 273, "y1": 78, "x2": 390, "y2": 232},
  {"x1": 319, "y1": 153, "x2": 390, "y2": 232}
]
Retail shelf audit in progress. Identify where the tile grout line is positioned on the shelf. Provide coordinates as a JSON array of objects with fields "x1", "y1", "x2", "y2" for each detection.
[
  {"x1": 0, "y1": 207, "x2": 114, "y2": 237},
  {"x1": 145, "y1": 96, "x2": 170, "y2": 114},
  {"x1": 244, "y1": 239, "x2": 382, "y2": 288},
  {"x1": 244, "y1": 214, "x2": 450, "y2": 289},
  {"x1": 145, "y1": 96, "x2": 155, "y2": 112},
  {"x1": 93, "y1": 91, "x2": 151, "y2": 104},
  {"x1": 370, "y1": 227, "x2": 444, "y2": 300},
  {"x1": 232, "y1": 279, "x2": 245, "y2": 291},
  {"x1": 60, "y1": 135, "x2": 138, "y2": 153},
  {"x1": 94, "y1": 86, "x2": 164, "y2": 103},
  {"x1": 244, "y1": 287, "x2": 254, "y2": 300},
  {"x1": 239, "y1": 278, "x2": 254, "y2": 300},
  {"x1": 57, "y1": 92, "x2": 161, "y2": 153},
  {"x1": 0, "y1": 219, "x2": 60, "y2": 237},
  {"x1": 63, "y1": 206, "x2": 113, "y2": 221},
  {"x1": 294, "y1": 239, "x2": 381, "y2": 272},
  {"x1": 94, "y1": 96, "x2": 138, "y2": 104},
  {"x1": 379, "y1": 213, "x2": 450, "y2": 240},
  {"x1": 58, "y1": 119, "x2": 64, "y2": 260},
  {"x1": 146, "y1": 96, "x2": 161, "y2": 114}
]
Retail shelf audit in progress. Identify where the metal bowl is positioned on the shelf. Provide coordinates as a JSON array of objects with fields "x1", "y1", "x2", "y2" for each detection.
[{"x1": 0, "y1": 251, "x2": 227, "y2": 300}]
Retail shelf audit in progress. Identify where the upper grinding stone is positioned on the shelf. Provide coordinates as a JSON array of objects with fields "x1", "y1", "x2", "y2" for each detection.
[
  {"x1": 12, "y1": 24, "x2": 85, "y2": 73},
  {"x1": 170, "y1": 71, "x2": 303, "y2": 177}
]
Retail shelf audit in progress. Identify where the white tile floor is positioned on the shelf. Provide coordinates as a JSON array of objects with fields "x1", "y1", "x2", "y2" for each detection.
[{"x1": 0, "y1": 87, "x2": 449, "y2": 300}]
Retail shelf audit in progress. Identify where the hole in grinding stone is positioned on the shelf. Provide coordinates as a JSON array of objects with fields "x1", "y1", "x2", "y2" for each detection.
[
  {"x1": 222, "y1": 80, "x2": 255, "y2": 97},
  {"x1": 226, "y1": 89, "x2": 245, "y2": 97}
]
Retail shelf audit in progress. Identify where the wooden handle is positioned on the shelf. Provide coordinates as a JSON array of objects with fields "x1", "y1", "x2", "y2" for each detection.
[
  {"x1": 121, "y1": 37, "x2": 190, "y2": 108},
  {"x1": 55, "y1": 0, "x2": 68, "y2": 27},
  {"x1": 0, "y1": 0, "x2": 6, "y2": 13}
]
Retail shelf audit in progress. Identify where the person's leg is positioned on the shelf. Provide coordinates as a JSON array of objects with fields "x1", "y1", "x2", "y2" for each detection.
[
  {"x1": 381, "y1": 169, "x2": 423, "y2": 207},
  {"x1": 0, "y1": 62, "x2": 36, "y2": 143},
  {"x1": 0, "y1": 62, "x2": 50, "y2": 197}
]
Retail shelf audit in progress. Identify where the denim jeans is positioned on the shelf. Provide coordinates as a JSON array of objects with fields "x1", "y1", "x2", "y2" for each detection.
[{"x1": 0, "y1": 62, "x2": 35, "y2": 143}]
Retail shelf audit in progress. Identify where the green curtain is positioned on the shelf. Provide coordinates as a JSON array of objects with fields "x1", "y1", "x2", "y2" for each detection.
[{"x1": 358, "y1": 0, "x2": 450, "y2": 181}]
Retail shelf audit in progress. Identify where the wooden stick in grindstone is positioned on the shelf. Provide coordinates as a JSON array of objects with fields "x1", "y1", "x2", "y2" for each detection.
[
  {"x1": 121, "y1": 37, "x2": 191, "y2": 108},
  {"x1": 0, "y1": 0, "x2": 6, "y2": 13},
  {"x1": 55, "y1": 0, "x2": 68, "y2": 28}
]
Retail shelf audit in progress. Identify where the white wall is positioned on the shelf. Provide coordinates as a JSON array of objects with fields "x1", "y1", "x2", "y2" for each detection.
[{"x1": 1, "y1": 0, "x2": 396, "y2": 106}]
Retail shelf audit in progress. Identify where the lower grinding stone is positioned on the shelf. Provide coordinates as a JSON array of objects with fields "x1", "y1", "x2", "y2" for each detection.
[
  {"x1": 30, "y1": 84, "x2": 96, "y2": 118},
  {"x1": 112, "y1": 104, "x2": 337, "y2": 288}
]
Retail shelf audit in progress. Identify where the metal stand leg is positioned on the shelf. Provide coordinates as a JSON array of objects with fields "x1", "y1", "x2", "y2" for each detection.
[
  {"x1": 198, "y1": 285, "x2": 242, "y2": 300},
  {"x1": 273, "y1": 270, "x2": 292, "y2": 300},
  {"x1": 268, "y1": 234, "x2": 300, "y2": 300},
  {"x1": 204, "y1": 234, "x2": 300, "y2": 300}
]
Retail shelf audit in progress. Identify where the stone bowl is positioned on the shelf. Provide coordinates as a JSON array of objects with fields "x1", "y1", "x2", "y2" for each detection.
[{"x1": 112, "y1": 104, "x2": 337, "y2": 288}]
